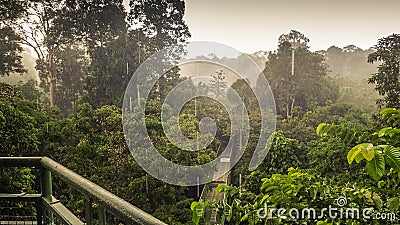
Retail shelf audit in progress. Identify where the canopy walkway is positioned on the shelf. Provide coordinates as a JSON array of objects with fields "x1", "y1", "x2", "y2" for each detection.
[{"x1": 199, "y1": 147, "x2": 232, "y2": 225}]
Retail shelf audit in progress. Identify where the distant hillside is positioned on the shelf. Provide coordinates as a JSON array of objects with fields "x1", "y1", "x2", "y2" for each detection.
[
  {"x1": 246, "y1": 51, "x2": 269, "y2": 69},
  {"x1": 178, "y1": 51, "x2": 269, "y2": 85},
  {"x1": 318, "y1": 45, "x2": 378, "y2": 82},
  {"x1": 0, "y1": 46, "x2": 381, "y2": 110},
  {"x1": 318, "y1": 45, "x2": 380, "y2": 109},
  {"x1": 178, "y1": 46, "x2": 381, "y2": 110}
]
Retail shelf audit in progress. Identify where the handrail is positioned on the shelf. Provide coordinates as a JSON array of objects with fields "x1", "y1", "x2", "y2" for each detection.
[
  {"x1": 40, "y1": 157, "x2": 165, "y2": 225},
  {"x1": 0, "y1": 157, "x2": 42, "y2": 167},
  {"x1": 0, "y1": 157, "x2": 167, "y2": 225}
]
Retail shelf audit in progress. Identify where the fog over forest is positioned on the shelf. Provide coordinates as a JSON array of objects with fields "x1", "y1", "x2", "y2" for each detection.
[{"x1": 1, "y1": 1, "x2": 399, "y2": 225}]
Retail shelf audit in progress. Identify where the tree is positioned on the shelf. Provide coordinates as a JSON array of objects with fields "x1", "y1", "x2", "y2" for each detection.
[
  {"x1": 0, "y1": 1, "x2": 27, "y2": 21},
  {"x1": 83, "y1": 31, "x2": 141, "y2": 107},
  {"x1": 0, "y1": 26, "x2": 26, "y2": 76},
  {"x1": 128, "y1": 0, "x2": 190, "y2": 51},
  {"x1": 5, "y1": 0, "x2": 66, "y2": 107},
  {"x1": 0, "y1": 1, "x2": 27, "y2": 76},
  {"x1": 209, "y1": 70, "x2": 226, "y2": 97},
  {"x1": 4, "y1": 0, "x2": 131, "y2": 108},
  {"x1": 263, "y1": 31, "x2": 338, "y2": 120},
  {"x1": 53, "y1": 0, "x2": 130, "y2": 108},
  {"x1": 368, "y1": 34, "x2": 400, "y2": 108},
  {"x1": 53, "y1": 44, "x2": 88, "y2": 114},
  {"x1": 83, "y1": 0, "x2": 191, "y2": 107},
  {"x1": 278, "y1": 30, "x2": 309, "y2": 49}
]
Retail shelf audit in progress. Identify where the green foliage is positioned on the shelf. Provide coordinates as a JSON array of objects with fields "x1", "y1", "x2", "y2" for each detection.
[
  {"x1": 334, "y1": 77, "x2": 379, "y2": 112},
  {"x1": 316, "y1": 123, "x2": 357, "y2": 145},
  {"x1": 52, "y1": 44, "x2": 88, "y2": 114},
  {"x1": 381, "y1": 108, "x2": 400, "y2": 127},
  {"x1": 365, "y1": 150, "x2": 385, "y2": 180},
  {"x1": 191, "y1": 200, "x2": 214, "y2": 225},
  {"x1": 0, "y1": 83, "x2": 40, "y2": 198},
  {"x1": 0, "y1": 26, "x2": 26, "y2": 76},
  {"x1": 192, "y1": 169, "x2": 395, "y2": 224},
  {"x1": 153, "y1": 198, "x2": 194, "y2": 225},
  {"x1": 83, "y1": 31, "x2": 141, "y2": 107},
  {"x1": 317, "y1": 108, "x2": 400, "y2": 181},
  {"x1": 232, "y1": 131, "x2": 306, "y2": 187},
  {"x1": 128, "y1": 0, "x2": 190, "y2": 50},
  {"x1": 0, "y1": 84, "x2": 40, "y2": 156},
  {"x1": 368, "y1": 34, "x2": 400, "y2": 108},
  {"x1": 278, "y1": 102, "x2": 372, "y2": 145},
  {"x1": 307, "y1": 137, "x2": 356, "y2": 177},
  {"x1": 0, "y1": 168, "x2": 35, "y2": 193},
  {"x1": 4, "y1": 5, "x2": 400, "y2": 225}
]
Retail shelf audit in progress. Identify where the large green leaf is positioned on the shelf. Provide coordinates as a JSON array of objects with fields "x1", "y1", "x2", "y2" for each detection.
[
  {"x1": 354, "y1": 153, "x2": 365, "y2": 163},
  {"x1": 350, "y1": 149, "x2": 362, "y2": 164},
  {"x1": 384, "y1": 146, "x2": 400, "y2": 173},
  {"x1": 393, "y1": 115, "x2": 400, "y2": 127},
  {"x1": 378, "y1": 127, "x2": 393, "y2": 137},
  {"x1": 381, "y1": 108, "x2": 400, "y2": 127},
  {"x1": 316, "y1": 123, "x2": 327, "y2": 136},
  {"x1": 380, "y1": 108, "x2": 398, "y2": 119},
  {"x1": 348, "y1": 143, "x2": 369, "y2": 164},
  {"x1": 366, "y1": 151, "x2": 385, "y2": 180},
  {"x1": 191, "y1": 202, "x2": 202, "y2": 225},
  {"x1": 361, "y1": 144, "x2": 375, "y2": 161}
]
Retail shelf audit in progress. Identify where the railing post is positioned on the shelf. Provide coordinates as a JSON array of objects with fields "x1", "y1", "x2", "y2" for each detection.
[
  {"x1": 35, "y1": 198, "x2": 43, "y2": 225},
  {"x1": 99, "y1": 206, "x2": 106, "y2": 225},
  {"x1": 41, "y1": 168, "x2": 52, "y2": 199},
  {"x1": 41, "y1": 167, "x2": 53, "y2": 224},
  {"x1": 85, "y1": 196, "x2": 93, "y2": 225}
]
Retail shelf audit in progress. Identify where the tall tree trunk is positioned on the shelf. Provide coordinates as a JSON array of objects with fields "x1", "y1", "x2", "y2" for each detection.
[
  {"x1": 286, "y1": 96, "x2": 291, "y2": 121},
  {"x1": 286, "y1": 95, "x2": 296, "y2": 121},
  {"x1": 48, "y1": 53, "x2": 56, "y2": 107},
  {"x1": 290, "y1": 95, "x2": 296, "y2": 118}
]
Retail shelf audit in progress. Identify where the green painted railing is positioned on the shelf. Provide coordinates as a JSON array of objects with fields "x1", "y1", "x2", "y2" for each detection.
[{"x1": 0, "y1": 157, "x2": 167, "y2": 225}]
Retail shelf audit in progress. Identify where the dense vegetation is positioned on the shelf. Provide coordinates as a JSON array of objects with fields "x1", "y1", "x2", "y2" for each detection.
[
  {"x1": 1, "y1": 1, "x2": 400, "y2": 224},
  {"x1": 191, "y1": 33, "x2": 400, "y2": 224}
]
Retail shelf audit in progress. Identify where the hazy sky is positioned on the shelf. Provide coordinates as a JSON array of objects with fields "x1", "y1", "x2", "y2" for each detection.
[{"x1": 183, "y1": 0, "x2": 400, "y2": 53}]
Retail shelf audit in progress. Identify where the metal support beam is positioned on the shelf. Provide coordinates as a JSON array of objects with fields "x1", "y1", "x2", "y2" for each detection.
[
  {"x1": 0, "y1": 157, "x2": 42, "y2": 167},
  {"x1": 98, "y1": 206, "x2": 106, "y2": 225},
  {"x1": 41, "y1": 166, "x2": 53, "y2": 224},
  {"x1": 85, "y1": 196, "x2": 93, "y2": 225},
  {"x1": 41, "y1": 168, "x2": 52, "y2": 200},
  {"x1": 43, "y1": 196, "x2": 84, "y2": 225}
]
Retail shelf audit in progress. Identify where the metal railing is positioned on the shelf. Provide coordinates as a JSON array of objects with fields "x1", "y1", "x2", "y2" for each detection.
[{"x1": 0, "y1": 157, "x2": 166, "y2": 225}]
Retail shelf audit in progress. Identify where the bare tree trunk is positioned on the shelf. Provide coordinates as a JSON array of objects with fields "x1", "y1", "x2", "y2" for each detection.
[
  {"x1": 291, "y1": 48, "x2": 295, "y2": 76},
  {"x1": 286, "y1": 95, "x2": 296, "y2": 121},
  {"x1": 286, "y1": 99, "x2": 290, "y2": 121},
  {"x1": 290, "y1": 95, "x2": 296, "y2": 118},
  {"x1": 48, "y1": 53, "x2": 56, "y2": 107}
]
